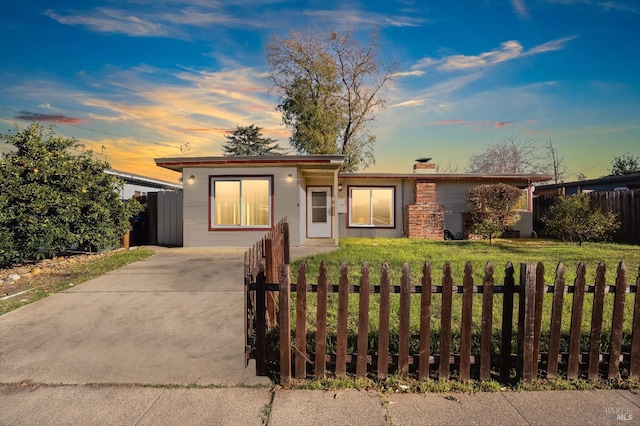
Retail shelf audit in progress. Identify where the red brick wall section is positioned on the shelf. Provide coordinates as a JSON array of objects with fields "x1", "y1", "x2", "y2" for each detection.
[{"x1": 405, "y1": 181, "x2": 445, "y2": 240}]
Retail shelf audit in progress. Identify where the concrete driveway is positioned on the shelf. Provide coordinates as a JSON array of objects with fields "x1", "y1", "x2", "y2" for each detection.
[{"x1": 0, "y1": 247, "x2": 272, "y2": 387}]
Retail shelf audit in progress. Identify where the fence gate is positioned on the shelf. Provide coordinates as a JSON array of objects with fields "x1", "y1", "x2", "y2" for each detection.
[{"x1": 244, "y1": 219, "x2": 289, "y2": 375}]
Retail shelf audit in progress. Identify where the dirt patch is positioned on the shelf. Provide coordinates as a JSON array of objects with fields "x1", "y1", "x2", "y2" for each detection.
[{"x1": 1, "y1": 253, "x2": 111, "y2": 299}]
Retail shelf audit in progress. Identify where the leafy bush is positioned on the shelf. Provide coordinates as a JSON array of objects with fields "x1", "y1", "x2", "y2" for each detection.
[
  {"x1": 543, "y1": 194, "x2": 620, "y2": 245},
  {"x1": 468, "y1": 183, "x2": 522, "y2": 244},
  {"x1": 0, "y1": 124, "x2": 142, "y2": 267}
]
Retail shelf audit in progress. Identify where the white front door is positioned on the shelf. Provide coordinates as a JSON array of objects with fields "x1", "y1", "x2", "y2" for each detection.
[{"x1": 307, "y1": 187, "x2": 332, "y2": 238}]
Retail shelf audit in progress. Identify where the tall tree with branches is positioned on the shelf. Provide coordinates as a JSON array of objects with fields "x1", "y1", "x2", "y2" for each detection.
[
  {"x1": 466, "y1": 135, "x2": 546, "y2": 174},
  {"x1": 221, "y1": 124, "x2": 284, "y2": 156},
  {"x1": 545, "y1": 137, "x2": 568, "y2": 183},
  {"x1": 267, "y1": 27, "x2": 395, "y2": 171}
]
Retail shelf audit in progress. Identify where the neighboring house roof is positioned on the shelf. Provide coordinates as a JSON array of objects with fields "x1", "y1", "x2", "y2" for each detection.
[
  {"x1": 536, "y1": 173, "x2": 640, "y2": 195},
  {"x1": 106, "y1": 169, "x2": 183, "y2": 191}
]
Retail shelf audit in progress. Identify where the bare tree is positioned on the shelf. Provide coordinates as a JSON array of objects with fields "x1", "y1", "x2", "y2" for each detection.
[
  {"x1": 544, "y1": 137, "x2": 568, "y2": 183},
  {"x1": 466, "y1": 135, "x2": 546, "y2": 174},
  {"x1": 267, "y1": 27, "x2": 396, "y2": 171}
]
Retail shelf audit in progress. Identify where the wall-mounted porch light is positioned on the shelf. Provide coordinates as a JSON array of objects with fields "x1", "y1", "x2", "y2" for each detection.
[
  {"x1": 188, "y1": 175, "x2": 195, "y2": 184},
  {"x1": 338, "y1": 183, "x2": 343, "y2": 191},
  {"x1": 286, "y1": 173, "x2": 294, "y2": 183}
]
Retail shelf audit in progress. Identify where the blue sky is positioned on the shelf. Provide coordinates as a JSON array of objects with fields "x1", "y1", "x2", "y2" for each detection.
[{"x1": 1, "y1": 0, "x2": 638, "y2": 182}]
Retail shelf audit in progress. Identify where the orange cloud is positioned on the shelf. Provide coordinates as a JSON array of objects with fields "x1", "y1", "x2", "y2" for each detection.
[
  {"x1": 425, "y1": 119, "x2": 465, "y2": 126},
  {"x1": 16, "y1": 111, "x2": 82, "y2": 124},
  {"x1": 496, "y1": 121, "x2": 516, "y2": 127}
]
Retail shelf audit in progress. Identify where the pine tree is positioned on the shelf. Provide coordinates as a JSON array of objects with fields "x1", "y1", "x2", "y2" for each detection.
[{"x1": 222, "y1": 125, "x2": 285, "y2": 156}]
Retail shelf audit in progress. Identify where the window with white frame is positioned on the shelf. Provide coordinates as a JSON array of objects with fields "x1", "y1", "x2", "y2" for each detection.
[
  {"x1": 349, "y1": 187, "x2": 394, "y2": 227},
  {"x1": 513, "y1": 188, "x2": 529, "y2": 211},
  {"x1": 210, "y1": 177, "x2": 271, "y2": 228}
]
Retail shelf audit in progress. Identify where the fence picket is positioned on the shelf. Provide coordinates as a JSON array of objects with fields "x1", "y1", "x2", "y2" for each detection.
[
  {"x1": 295, "y1": 262, "x2": 307, "y2": 379},
  {"x1": 315, "y1": 262, "x2": 328, "y2": 378},
  {"x1": 547, "y1": 263, "x2": 565, "y2": 379},
  {"x1": 480, "y1": 262, "x2": 494, "y2": 381},
  {"x1": 356, "y1": 263, "x2": 370, "y2": 378},
  {"x1": 568, "y1": 263, "x2": 586, "y2": 380},
  {"x1": 608, "y1": 262, "x2": 627, "y2": 379},
  {"x1": 418, "y1": 262, "x2": 432, "y2": 380},
  {"x1": 532, "y1": 262, "x2": 545, "y2": 372},
  {"x1": 398, "y1": 262, "x2": 411, "y2": 377},
  {"x1": 279, "y1": 264, "x2": 291, "y2": 387},
  {"x1": 500, "y1": 262, "x2": 515, "y2": 381},
  {"x1": 588, "y1": 262, "x2": 606, "y2": 380},
  {"x1": 518, "y1": 263, "x2": 537, "y2": 382},
  {"x1": 439, "y1": 262, "x2": 453, "y2": 380},
  {"x1": 630, "y1": 266, "x2": 640, "y2": 378},
  {"x1": 459, "y1": 262, "x2": 473, "y2": 381},
  {"x1": 336, "y1": 262, "x2": 349, "y2": 376},
  {"x1": 377, "y1": 263, "x2": 391, "y2": 379}
]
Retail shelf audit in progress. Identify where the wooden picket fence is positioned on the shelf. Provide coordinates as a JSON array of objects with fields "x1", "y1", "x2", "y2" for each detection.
[
  {"x1": 244, "y1": 217, "x2": 289, "y2": 374},
  {"x1": 269, "y1": 260, "x2": 640, "y2": 386}
]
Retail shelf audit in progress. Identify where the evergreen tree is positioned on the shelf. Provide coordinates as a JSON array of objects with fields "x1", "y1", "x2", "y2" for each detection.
[{"x1": 221, "y1": 125, "x2": 284, "y2": 156}]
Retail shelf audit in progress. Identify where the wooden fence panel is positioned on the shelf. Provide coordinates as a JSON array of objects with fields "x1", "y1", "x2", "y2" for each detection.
[
  {"x1": 315, "y1": 262, "x2": 328, "y2": 378},
  {"x1": 295, "y1": 262, "x2": 307, "y2": 379},
  {"x1": 547, "y1": 263, "x2": 565, "y2": 379},
  {"x1": 336, "y1": 262, "x2": 349, "y2": 376},
  {"x1": 500, "y1": 262, "x2": 515, "y2": 381},
  {"x1": 630, "y1": 266, "x2": 640, "y2": 378},
  {"x1": 377, "y1": 263, "x2": 391, "y2": 379},
  {"x1": 459, "y1": 262, "x2": 473, "y2": 381},
  {"x1": 398, "y1": 263, "x2": 411, "y2": 377},
  {"x1": 418, "y1": 262, "x2": 432, "y2": 380},
  {"x1": 532, "y1": 262, "x2": 545, "y2": 372},
  {"x1": 480, "y1": 262, "x2": 494, "y2": 381},
  {"x1": 439, "y1": 262, "x2": 453, "y2": 380},
  {"x1": 279, "y1": 264, "x2": 291, "y2": 387},
  {"x1": 588, "y1": 262, "x2": 607, "y2": 380},
  {"x1": 518, "y1": 263, "x2": 537, "y2": 382},
  {"x1": 356, "y1": 263, "x2": 370, "y2": 378},
  {"x1": 608, "y1": 262, "x2": 627, "y2": 379},
  {"x1": 567, "y1": 263, "x2": 586, "y2": 380}
]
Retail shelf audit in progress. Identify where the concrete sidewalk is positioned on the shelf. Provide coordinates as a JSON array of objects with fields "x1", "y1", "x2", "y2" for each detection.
[{"x1": 2, "y1": 384, "x2": 638, "y2": 425}]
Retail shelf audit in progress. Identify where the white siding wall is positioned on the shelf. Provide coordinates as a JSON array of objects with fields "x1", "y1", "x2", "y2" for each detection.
[{"x1": 182, "y1": 166, "x2": 301, "y2": 247}]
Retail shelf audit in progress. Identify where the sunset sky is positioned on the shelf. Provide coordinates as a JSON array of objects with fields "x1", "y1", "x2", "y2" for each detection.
[{"x1": 1, "y1": 0, "x2": 638, "y2": 184}]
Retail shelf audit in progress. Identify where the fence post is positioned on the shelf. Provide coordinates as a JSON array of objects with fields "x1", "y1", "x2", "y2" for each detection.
[
  {"x1": 315, "y1": 262, "x2": 328, "y2": 378},
  {"x1": 480, "y1": 262, "x2": 494, "y2": 381},
  {"x1": 377, "y1": 262, "x2": 391, "y2": 379},
  {"x1": 418, "y1": 262, "x2": 432, "y2": 380},
  {"x1": 283, "y1": 222, "x2": 290, "y2": 264},
  {"x1": 255, "y1": 271, "x2": 267, "y2": 376},
  {"x1": 500, "y1": 262, "x2": 515, "y2": 381},
  {"x1": 265, "y1": 238, "x2": 277, "y2": 328},
  {"x1": 295, "y1": 262, "x2": 307, "y2": 379},
  {"x1": 517, "y1": 263, "x2": 537, "y2": 382},
  {"x1": 608, "y1": 262, "x2": 627, "y2": 380},
  {"x1": 336, "y1": 262, "x2": 349, "y2": 377},
  {"x1": 356, "y1": 263, "x2": 370, "y2": 378},
  {"x1": 567, "y1": 263, "x2": 586, "y2": 380},
  {"x1": 398, "y1": 262, "x2": 411, "y2": 377},
  {"x1": 630, "y1": 266, "x2": 640, "y2": 378},
  {"x1": 279, "y1": 264, "x2": 291, "y2": 387},
  {"x1": 439, "y1": 262, "x2": 453, "y2": 380}
]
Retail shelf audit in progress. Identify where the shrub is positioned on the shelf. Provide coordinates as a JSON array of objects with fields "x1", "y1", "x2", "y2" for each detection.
[
  {"x1": 468, "y1": 183, "x2": 522, "y2": 244},
  {"x1": 543, "y1": 194, "x2": 620, "y2": 245},
  {"x1": 0, "y1": 124, "x2": 142, "y2": 267}
]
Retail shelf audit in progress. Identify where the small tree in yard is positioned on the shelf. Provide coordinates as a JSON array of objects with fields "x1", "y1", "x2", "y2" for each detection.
[
  {"x1": 0, "y1": 124, "x2": 142, "y2": 267},
  {"x1": 543, "y1": 194, "x2": 620, "y2": 246},
  {"x1": 468, "y1": 183, "x2": 522, "y2": 244}
]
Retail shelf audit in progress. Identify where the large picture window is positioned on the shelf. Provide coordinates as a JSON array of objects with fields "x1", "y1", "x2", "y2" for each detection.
[
  {"x1": 211, "y1": 177, "x2": 271, "y2": 228},
  {"x1": 349, "y1": 187, "x2": 394, "y2": 227}
]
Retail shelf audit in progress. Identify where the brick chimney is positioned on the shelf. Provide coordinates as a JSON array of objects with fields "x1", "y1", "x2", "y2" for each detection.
[{"x1": 413, "y1": 157, "x2": 436, "y2": 174}]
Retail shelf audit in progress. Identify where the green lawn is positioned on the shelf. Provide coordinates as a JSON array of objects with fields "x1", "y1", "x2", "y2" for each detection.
[{"x1": 289, "y1": 238, "x2": 640, "y2": 359}]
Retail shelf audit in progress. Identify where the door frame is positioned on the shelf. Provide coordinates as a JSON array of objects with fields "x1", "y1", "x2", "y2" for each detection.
[{"x1": 306, "y1": 185, "x2": 333, "y2": 238}]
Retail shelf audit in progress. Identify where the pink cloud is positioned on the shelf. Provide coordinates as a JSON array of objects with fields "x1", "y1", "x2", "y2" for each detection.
[
  {"x1": 496, "y1": 121, "x2": 517, "y2": 127},
  {"x1": 426, "y1": 119, "x2": 465, "y2": 126},
  {"x1": 16, "y1": 111, "x2": 82, "y2": 124}
]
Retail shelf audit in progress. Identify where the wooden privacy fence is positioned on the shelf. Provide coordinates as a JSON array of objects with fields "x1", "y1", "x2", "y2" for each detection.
[
  {"x1": 533, "y1": 190, "x2": 640, "y2": 243},
  {"x1": 270, "y1": 260, "x2": 640, "y2": 386},
  {"x1": 244, "y1": 218, "x2": 289, "y2": 373}
]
